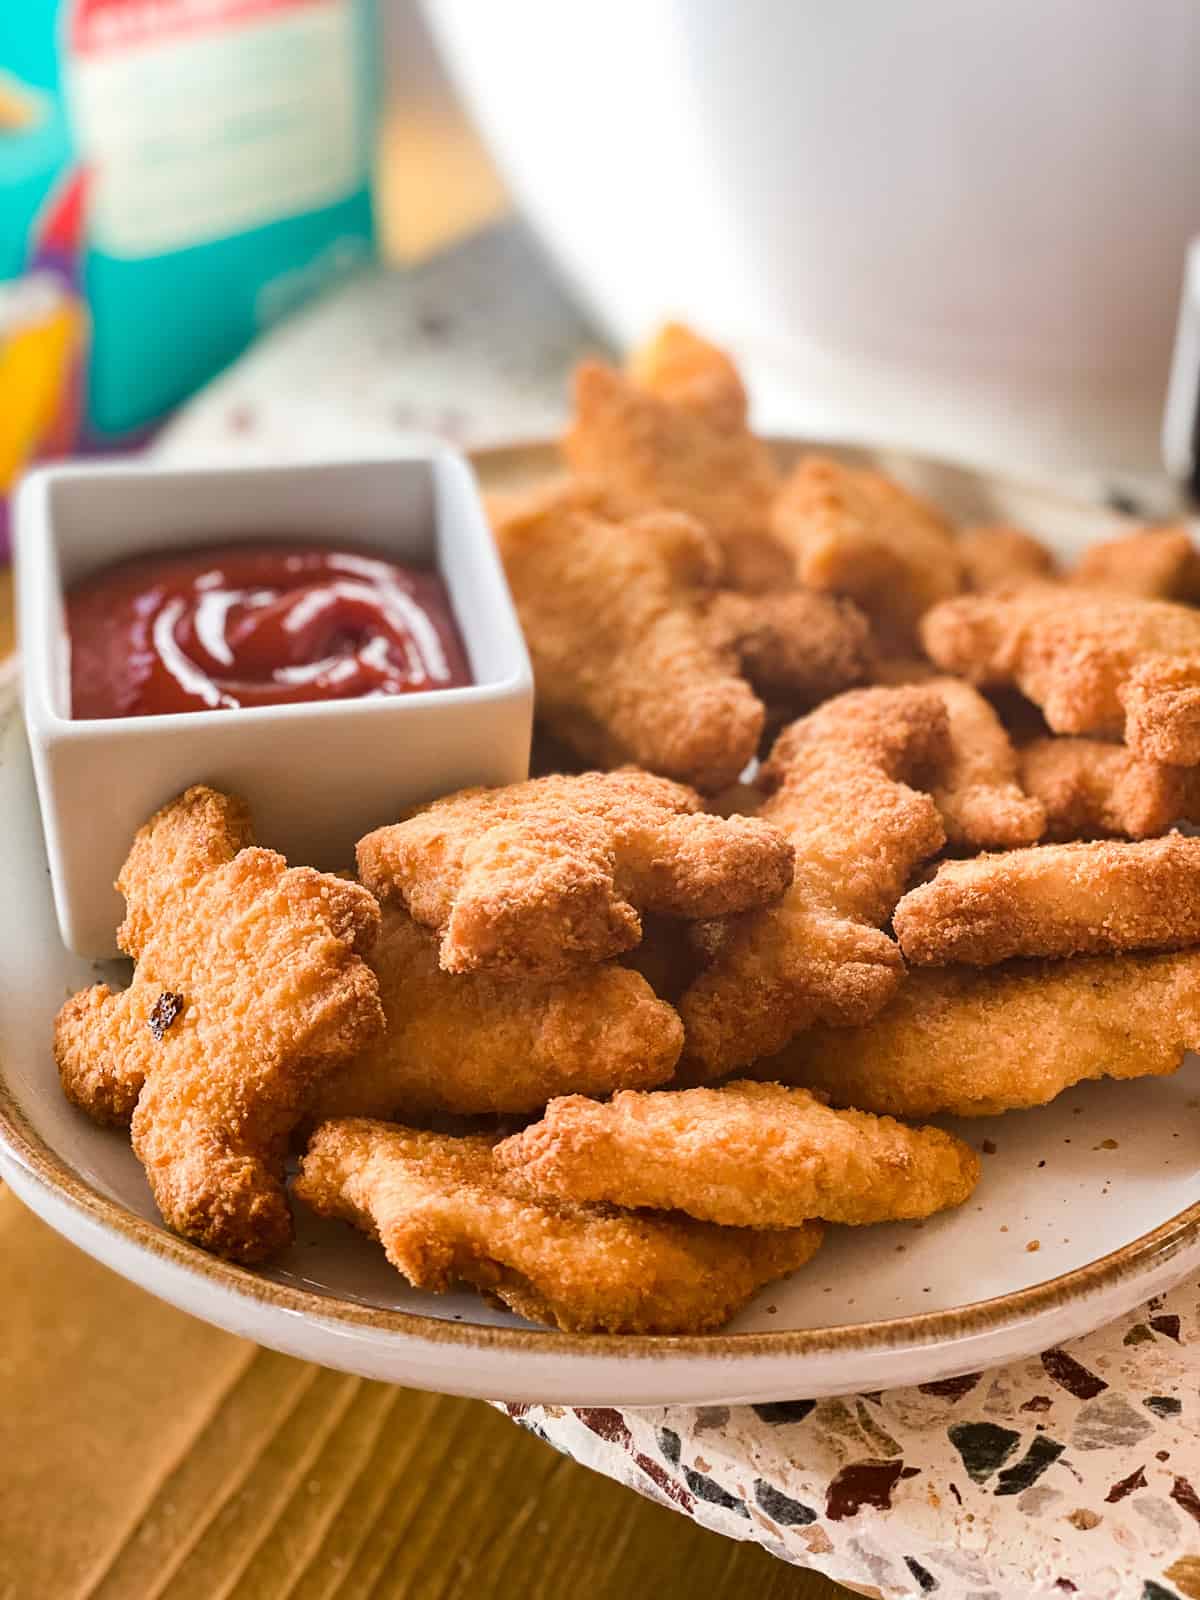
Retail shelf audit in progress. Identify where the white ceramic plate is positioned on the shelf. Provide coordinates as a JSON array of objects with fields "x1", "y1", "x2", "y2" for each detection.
[{"x1": 3, "y1": 441, "x2": 1200, "y2": 1406}]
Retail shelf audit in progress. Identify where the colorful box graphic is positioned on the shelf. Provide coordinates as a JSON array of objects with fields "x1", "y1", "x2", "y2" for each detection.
[{"x1": 0, "y1": 0, "x2": 377, "y2": 553}]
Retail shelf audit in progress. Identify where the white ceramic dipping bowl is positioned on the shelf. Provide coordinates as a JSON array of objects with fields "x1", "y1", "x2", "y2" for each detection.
[{"x1": 16, "y1": 451, "x2": 534, "y2": 957}]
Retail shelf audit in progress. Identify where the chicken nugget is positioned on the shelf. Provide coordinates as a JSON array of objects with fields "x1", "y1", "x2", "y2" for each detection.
[
  {"x1": 1019, "y1": 736, "x2": 1200, "y2": 840},
  {"x1": 874, "y1": 660, "x2": 1044, "y2": 849},
  {"x1": 770, "y1": 456, "x2": 964, "y2": 650},
  {"x1": 1120, "y1": 655, "x2": 1200, "y2": 765},
  {"x1": 920, "y1": 587, "x2": 1200, "y2": 738},
  {"x1": 310, "y1": 907, "x2": 682, "y2": 1121},
  {"x1": 495, "y1": 482, "x2": 765, "y2": 788},
  {"x1": 894, "y1": 833, "x2": 1200, "y2": 966},
  {"x1": 563, "y1": 349, "x2": 790, "y2": 592},
  {"x1": 54, "y1": 787, "x2": 384, "y2": 1262},
  {"x1": 296, "y1": 1119, "x2": 823, "y2": 1335},
  {"x1": 761, "y1": 951, "x2": 1200, "y2": 1117},
  {"x1": 497, "y1": 1081, "x2": 979, "y2": 1229},
  {"x1": 929, "y1": 677, "x2": 1046, "y2": 849},
  {"x1": 960, "y1": 524, "x2": 1058, "y2": 591},
  {"x1": 702, "y1": 585, "x2": 871, "y2": 707},
  {"x1": 358, "y1": 769, "x2": 794, "y2": 980},
  {"x1": 626, "y1": 321, "x2": 749, "y2": 432},
  {"x1": 677, "y1": 687, "x2": 949, "y2": 1077},
  {"x1": 1070, "y1": 524, "x2": 1200, "y2": 601}
]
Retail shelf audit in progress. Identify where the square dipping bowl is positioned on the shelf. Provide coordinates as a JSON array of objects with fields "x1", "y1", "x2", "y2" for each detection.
[{"x1": 16, "y1": 451, "x2": 534, "y2": 957}]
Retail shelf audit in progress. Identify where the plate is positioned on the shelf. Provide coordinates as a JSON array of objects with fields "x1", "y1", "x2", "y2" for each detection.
[{"x1": 3, "y1": 440, "x2": 1200, "y2": 1406}]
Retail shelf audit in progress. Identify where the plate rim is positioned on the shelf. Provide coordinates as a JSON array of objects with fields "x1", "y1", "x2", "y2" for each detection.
[
  {"x1": 1, "y1": 434, "x2": 1193, "y2": 1370},
  {"x1": 4, "y1": 1056, "x2": 1200, "y2": 1362}
]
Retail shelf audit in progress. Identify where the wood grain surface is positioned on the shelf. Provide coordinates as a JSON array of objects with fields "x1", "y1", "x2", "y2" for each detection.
[{"x1": 0, "y1": 1188, "x2": 849, "y2": 1598}]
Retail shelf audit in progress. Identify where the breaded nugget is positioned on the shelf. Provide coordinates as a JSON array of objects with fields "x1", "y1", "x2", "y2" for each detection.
[
  {"x1": 770, "y1": 456, "x2": 964, "y2": 649},
  {"x1": 920, "y1": 587, "x2": 1200, "y2": 737},
  {"x1": 677, "y1": 687, "x2": 949, "y2": 1076},
  {"x1": 1120, "y1": 655, "x2": 1200, "y2": 765},
  {"x1": 563, "y1": 353, "x2": 789, "y2": 592},
  {"x1": 54, "y1": 787, "x2": 384, "y2": 1262},
  {"x1": 874, "y1": 660, "x2": 1045, "y2": 849},
  {"x1": 929, "y1": 677, "x2": 1046, "y2": 849},
  {"x1": 358, "y1": 769, "x2": 794, "y2": 980},
  {"x1": 1070, "y1": 524, "x2": 1200, "y2": 601},
  {"x1": 703, "y1": 585, "x2": 871, "y2": 706},
  {"x1": 496, "y1": 1081, "x2": 980, "y2": 1228},
  {"x1": 495, "y1": 482, "x2": 765, "y2": 788},
  {"x1": 310, "y1": 907, "x2": 682, "y2": 1120},
  {"x1": 297, "y1": 1119, "x2": 823, "y2": 1335},
  {"x1": 960, "y1": 524, "x2": 1058, "y2": 591},
  {"x1": 762, "y1": 952, "x2": 1200, "y2": 1117},
  {"x1": 496, "y1": 480, "x2": 869, "y2": 780},
  {"x1": 1019, "y1": 737, "x2": 1200, "y2": 840},
  {"x1": 894, "y1": 833, "x2": 1200, "y2": 966},
  {"x1": 626, "y1": 321, "x2": 749, "y2": 431}
]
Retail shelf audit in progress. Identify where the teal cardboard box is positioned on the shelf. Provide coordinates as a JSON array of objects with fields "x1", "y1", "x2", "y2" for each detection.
[{"x1": 0, "y1": 0, "x2": 378, "y2": 550}]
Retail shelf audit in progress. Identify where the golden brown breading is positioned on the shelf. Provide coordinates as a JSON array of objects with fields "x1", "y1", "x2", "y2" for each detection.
[
  {"x1": 626, "y1": 321, "x2": 749, "y2": 431},
  {"x1": 873, "y1": 660, "x2": 1044, "y2": 850},
  {"x1": 310, "y1": 907, "x2": 682, "y2": 1120},
  {"x1": 761, "y1": 952, "x2": 1200, "y2": 1117},
  {"x1": 296, "y1": 1119, "x2": 823, "y2": 1335},
  {"x1": 894, "y1": 833, "x2": 1200, "y2": 967},
  {"x1": 920, "y1": 587, "x2": 1200, "y2": 738},
  {"x1": 959, "y1": 524, "x2": 1058, "y2": 591},
  {"x1": 495, "y1": 479, "x2": 869, "y2": 783},
  {"x1": 929, "y1": 677, "x2": 1046, "y2": 849},
  {"x1": 770, "y1": 456, "x2": 964, "y2": 649},
  {"x1": 701, "y1": 585, "x2": 871, "y2": 707},
  {"x1": 677, "y1": 687, "x2": 949, "y2": 1077},
  {"x1": 495, "y1": 481, "x2": 765, "y2": 788},
  {"x1": 54, "y1": 787, "x2": 384, "y2": 1263},
  {"x1": 1019, "y1": 736, "x2": 1200, "y2": 840},
  {"x1": 496, "y1": 1081, "x2": 980, "y2": 1228},
  {"x1": 563, "y1": 354, "x2": 789, "y2": 592},
  {"x1": 1070, "y1": 525, "x2": 1200, "y2": 601},
  {"x1": 1119, "y1": 655, "x2": 1200, "y2": 765},
  {"x1": 358, "y1": 769, "x2": 795, "y2": 980}
]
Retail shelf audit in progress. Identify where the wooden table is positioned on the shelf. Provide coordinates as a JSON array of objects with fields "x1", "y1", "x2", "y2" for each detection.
[{"x1": 0, "y1": 1185, "x2": 851, "y2": 1598}]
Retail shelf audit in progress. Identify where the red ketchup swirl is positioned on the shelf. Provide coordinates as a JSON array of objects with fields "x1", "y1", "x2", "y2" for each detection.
[{"x1": 67, "y1": 543, "x2": 472, "y2": 719}]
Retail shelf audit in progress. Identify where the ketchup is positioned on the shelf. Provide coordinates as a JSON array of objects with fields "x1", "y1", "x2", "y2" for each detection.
[{"x1": 67, "y1": 543, "x2": 473, "y2": 719}]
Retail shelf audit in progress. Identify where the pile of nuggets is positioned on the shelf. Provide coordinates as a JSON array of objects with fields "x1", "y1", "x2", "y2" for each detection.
[{"x1": 53, "y1": 325, "x2": 1200, "y2": 1336}]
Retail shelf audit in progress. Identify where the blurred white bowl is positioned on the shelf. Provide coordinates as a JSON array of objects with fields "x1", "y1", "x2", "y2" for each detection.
[{"x1": 423, "y1": 0, "x2": 1200, "y2": 470}]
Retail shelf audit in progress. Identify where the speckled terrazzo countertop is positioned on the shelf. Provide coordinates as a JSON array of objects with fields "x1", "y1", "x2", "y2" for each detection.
[
  {"x1": 503, "y1": 1278, "x2": 1200, "y2": 1600},
  {"x1": 160, "y1": 222, "x2": 1200, "y2": 1600}
]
